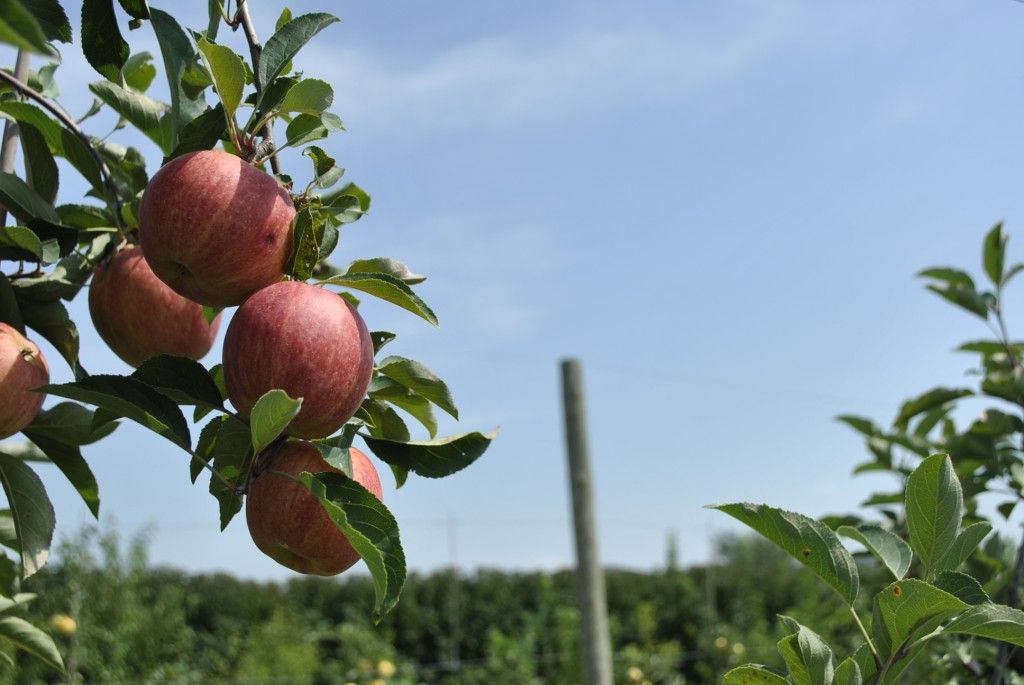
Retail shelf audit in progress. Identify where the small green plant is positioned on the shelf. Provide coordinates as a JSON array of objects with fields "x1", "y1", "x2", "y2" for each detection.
[{"x1": 712, "y1": 225, "x2": 1024, "y2": 684}]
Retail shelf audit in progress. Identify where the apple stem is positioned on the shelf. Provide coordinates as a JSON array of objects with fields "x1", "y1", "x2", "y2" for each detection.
[{"x1": 0, "y1": 69, "x2": 126, "y2": 236}]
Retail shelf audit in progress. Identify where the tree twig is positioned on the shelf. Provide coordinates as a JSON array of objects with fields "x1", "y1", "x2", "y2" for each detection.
[
  {"x1": 233, "y1": 0, "x2": 281, "y2": 174},
  {"x1": 0, "y1": 68, "x2": 125, "y2": 232},
  {"x1": 0, "y1": 51, "x2": 31, "y2": 228}
]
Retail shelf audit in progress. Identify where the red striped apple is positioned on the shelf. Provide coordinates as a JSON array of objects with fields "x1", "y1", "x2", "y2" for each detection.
[
  {"x1": 138, "y1": 150, "x2": 295, "y2": 307},
  {"x1": 0, "y1": 323, "x2": 49, "y2": 439},
  {"x1": 246, "y1": 441, "x2": 382, "y2": 575},
  {"x1": 89, "y1": 245, "x2": 221, "y2": 367},
  {"x1": 223, "y1": 280, "x2": 374, "y2": 439}
]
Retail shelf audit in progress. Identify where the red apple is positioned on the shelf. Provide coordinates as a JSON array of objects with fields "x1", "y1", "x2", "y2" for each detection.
[
  {"x1": 223, "y1": 280, "x2": 374, "y2": 439},
  {"x1": 246, "y1": 441, "x2": 383, "y2": 575},
  {"x1": 0, "y1": 323, "x2": 49, "y2": 439},
  {"x1": 138, "y1": 150, "x2": 295, "y2": 307},
  {"x1": 89, "y1": 245, "x2": 222, "y2": 367}
]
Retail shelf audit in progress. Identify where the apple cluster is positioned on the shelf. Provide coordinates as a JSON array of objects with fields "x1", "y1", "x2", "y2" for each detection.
[{"x1": 89, "y1": 149, "x2": 379, "y2": 575}]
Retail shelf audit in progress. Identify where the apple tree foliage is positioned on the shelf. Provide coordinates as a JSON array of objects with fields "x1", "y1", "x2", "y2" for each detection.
[
  {"x1": 713, "y1": 226, "x2": 1024, "y2": 684},
  {"x1": 0, "y1": 0, "x2": 494, "y2": 671}
]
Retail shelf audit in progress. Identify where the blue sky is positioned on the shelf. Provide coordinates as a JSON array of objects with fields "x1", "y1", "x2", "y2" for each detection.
[{"x1": 4, "y1": 0, "x2": 1024, "y2": 579}]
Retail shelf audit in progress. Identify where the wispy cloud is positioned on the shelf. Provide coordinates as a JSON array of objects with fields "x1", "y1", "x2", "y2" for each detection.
[{"x1": 298, "y1": 3, "x2": 804, "y2": 134}]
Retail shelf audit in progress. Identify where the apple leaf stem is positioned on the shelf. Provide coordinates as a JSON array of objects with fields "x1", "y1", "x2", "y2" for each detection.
[
  {"x1": 0, "y1": 69, "x2": 125, "y2": 234},
  {"x1": 189, "y1": 444, "x2": 240, "y2": 494},
  {"x1": 231, "y1": 0, "x2": 281, "y2": 174}
]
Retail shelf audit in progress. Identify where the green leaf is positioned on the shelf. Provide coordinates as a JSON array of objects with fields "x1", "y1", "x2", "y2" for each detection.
[
  {"x1": 89, "y1": 80, "x2": 169, "y2": 152},
  {"x1": 23, "y1": 402, "x2": 117, "y2": 446},
  {"x1": 11, "y1": 233, "x2": 110, "y2": 303},
  {"x1": 195, "y1": 36, "x2": 245, "y2": 129},
  {"x1": 81, "y1": 0, "x2": 130, "y2": 80},
  {"x1": 208, "y1": 415, "x2": 250, "y2": 530},
  {"x1": 894, "y1": 388, "x2": 972, "y2": 430},
  {"x1": 281, "y1": 78, "x2": 334, "y2": 115},
  {"x1": 0, "y1": 226, "x2": 45, "y2": 262},
  {"x1": 282, "y1": 112, "x2": 330, "y2": 148},
  {"x1": 18, "y1": 123, "x2": 57, "y2": 205},
  {"x1": 0, "y1": 172, "x2": 60, "y2": 224},
  {"x1": 0, "y1": 452, "x2": 53, "y2": 578},
  {"x1": 298, "y1": 471, "x2": 405, "y2": 622},
  {"x1": 21, "y1": 0, "x2": 71, "y2": 43},
  {"x1": 40, "y1": 375, "x2": 191, "y2": 450},
  {"x1": 131, "y1": 355, "x2": 223, "y2": 408},
  {"x1": 150, "y1": 8, "x2": 206, "y2": 150},
  {"x1": 0, "y1": 592, "x2": 36, "y2": 615},
  {"x1": 22, "y1": 434, "x2": 99, "y2": 518},
  {"x1": 935, "y1": 520, "x2": 992, "y2": 573},
  {"x1": 117, "y1": 0, "x2": 149, "y2": 20},
  {"x1": 345, "y1": 257, "x2": 425, "y2": 285},
  {"x1": 710, "y1": 503, "x2": 859, "y2": 605},
  {"x1": 122, "y1": 51, "x2": 157, "y2": 91},
  {"x1": 934, "y1": 570, "x2": 989, "y2": 605},
  {"x1": 906, "y1": 454, "x2": 962, "y2": 577},
  {"x1": 192, "y1": 415, "x2": 222, "y2": 483},
  {"x1": 275, "y1": 7, "x2": 292, "y2": 31},
  {"x1": 206, "y1": 0, "x2": 222, "y2": 40},
  {"x1": 872, "y1": 579, "x2": 967, "y2": 662},
  {"x1": 302, "y1": 144, "x2": 343, "y2": 189},
  {"x1": 834, "y1": 658, "x2": 862, "y2": 685},
  {"x1": 918, "y1": 267, "x2": 976, "y2": 287},
  {"x1": 311, "y1": 434, "x2": 354, "y2": 477},
  {"x1": 286, "y1": 206, "x2": 321, "y2": 280},
  {"x1": 838, "y1": 524, "x2": 912, "y2": 580},
  {"x1": 943, "y1": 604, "x2": 1024, "y2": 647},
  {"x1": 371, "y1": 331, "x2": 396, "y2": 355},
  {"x1": 0, "y1": 616, "x2": 62, "y2": 671},
  {"x1": 249, "y1": 389, "x2": 303, "y2": 455},
  {"x1": 0, "y1": 102, "x2": 104, "y2": 193},
  {"x1": 360, "y1": 399, "x2": 410, "y2": 442},
  {"x1": 376, "y1": 356, "x2": 458, "y2": 419},
  {"x1": 362, "y1": 430, "x2": 496, "y2": 480},
  {"x1": 777, "y1": 621, "x2": 834, "y2": 685},
  {"x1": 0, "y1": 274, "x2": 23, "y2": 332},
  {"x1": 257, "y1": 13, "x2": 339, "y2": 93},
  {"x1": 165, "y1": 104, "x2": 226, "y2": 161},
  {"x1": 0, "y1": 0, "x2": 53, "y2": 55},
  {"x1": 201, "y1": 304, "x2": 222, "y2": 326},
  {"x1": 722, "y1": 665, "x2": 789, "y2": 684},
  {"x1": 984, "y1": 222, "x2": 1007, "y2": 286},
  {"x1": 320, "y1": 182, "x2": 370, "y2": 226},
  {"x1": 317, "y1": 273, "x2": 438, "y2": 326},
  {"x1": 18, "y1": 298, "x2": 80, "y2": 374},
  {"x1": 923, "y1": 282, "x2": 990, "y2": 319},
  {"x1": 369, "y1": 377, "x2": 438, "y2": 438}
]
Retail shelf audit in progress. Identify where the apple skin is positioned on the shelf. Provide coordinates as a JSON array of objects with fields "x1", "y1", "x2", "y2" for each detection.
[
  {"x1": 138, "y1": 150, "x2": 295, "y2": 307},
  {"x1": 246, "y1": 441, "x2": 383, "y2": 575},
  {"x1": 89, "y1": 245, "x2": 222, "y2": 367},
  {"x1": 223, "y1": 280, "x2": 374, "y2": 439},
  {"x1": 0, "y1": 323, "x2": 49, "y2": 439}
]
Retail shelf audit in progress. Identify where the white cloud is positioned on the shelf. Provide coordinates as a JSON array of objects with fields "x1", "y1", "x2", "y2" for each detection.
[{"x1": 297, "y1": 3, "x2": 803, "y2": 134}]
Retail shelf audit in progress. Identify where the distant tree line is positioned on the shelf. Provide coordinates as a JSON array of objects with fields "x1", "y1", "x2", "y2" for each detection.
[{"x1": 6, "y1": 527, "x2": 868, "y2": 684}]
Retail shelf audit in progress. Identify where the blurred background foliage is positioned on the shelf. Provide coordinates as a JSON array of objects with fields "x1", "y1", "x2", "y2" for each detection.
[{"x1": 4, "y1": 525, "x2": 874, "y2": 684}]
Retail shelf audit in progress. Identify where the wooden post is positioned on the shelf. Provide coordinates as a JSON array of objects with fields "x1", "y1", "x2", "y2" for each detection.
[
  {"x1": 560, "y1": 359, "x2": 613, "y2": 685},
  {"x1": 0, "y1": 50, "x2": 30, "y2": 228}
]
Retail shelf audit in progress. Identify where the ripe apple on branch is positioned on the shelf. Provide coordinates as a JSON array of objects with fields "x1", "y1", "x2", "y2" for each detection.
[{"x1": 0, "y1": 1, "x2": 495, "y2": 663}]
